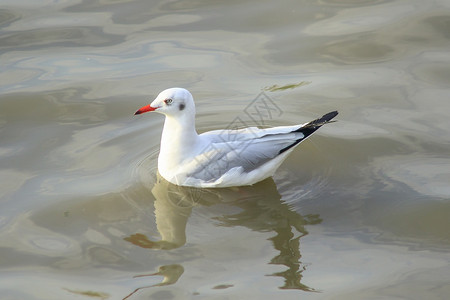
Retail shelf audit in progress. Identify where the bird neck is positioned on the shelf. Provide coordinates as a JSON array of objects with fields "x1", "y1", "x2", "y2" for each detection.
[{"x1": 160, "y1": 114, "x2": 199, "y2": 154}]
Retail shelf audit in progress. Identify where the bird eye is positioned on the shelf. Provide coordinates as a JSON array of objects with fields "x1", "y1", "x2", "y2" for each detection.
[{"x1": 164, "y1": 98, "x2": 173, "y2": 105}]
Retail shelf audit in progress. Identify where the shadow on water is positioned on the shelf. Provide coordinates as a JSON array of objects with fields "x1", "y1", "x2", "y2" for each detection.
[{"x1": 123, "y1": 174, "x2": 320, "y2": 298}]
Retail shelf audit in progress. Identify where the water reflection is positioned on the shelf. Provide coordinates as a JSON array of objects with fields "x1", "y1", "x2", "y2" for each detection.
[
  {"x1": 124, "y1": 174, "x2": 321, "y2": 292},
  {"x1": 124, "y1": 264, "x2": 184, "y2": 300}
]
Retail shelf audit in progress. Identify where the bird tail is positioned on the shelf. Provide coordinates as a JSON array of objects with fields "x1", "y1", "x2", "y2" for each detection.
[
  {"x1": 299, "y1": 110, "x2": 338, "y2": 130},
  {"x1": 278, "y1": 111, "x2": 338, "y2": 154}
]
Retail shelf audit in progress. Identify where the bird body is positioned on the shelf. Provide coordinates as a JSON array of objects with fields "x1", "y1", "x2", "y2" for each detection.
[{"x1": 135, "y1": 88, "x2": 337, "y2": 188}]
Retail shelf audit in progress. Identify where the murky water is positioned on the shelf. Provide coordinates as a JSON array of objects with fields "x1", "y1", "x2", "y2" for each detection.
[{"x1": 1, "y1": 0, "x2": 450, "y2": 299}]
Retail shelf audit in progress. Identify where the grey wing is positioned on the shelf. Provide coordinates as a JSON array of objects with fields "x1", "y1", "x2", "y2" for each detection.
[
  {"x1": 223, "y1": 132, "x2": 304, "y2": 171},
  {"x1": 192, "y1": 111, "x2": 339, "y2": 180},
  {"x1": 187, "y1": 131, "x2": 303, "y2": 182}
]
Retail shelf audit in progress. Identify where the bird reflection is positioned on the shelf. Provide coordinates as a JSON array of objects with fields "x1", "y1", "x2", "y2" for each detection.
[
  {"x1": 123, "y1": 264, "x2": 184, "y2": 300},
  {"x1": 124, "y1": 173, "x2": 321, "y2": 293}
]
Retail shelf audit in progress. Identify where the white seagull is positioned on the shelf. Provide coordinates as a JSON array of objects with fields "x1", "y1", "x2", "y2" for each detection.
[{"x1": 135, "y1": 88, "x2": 337, "y2": 188}]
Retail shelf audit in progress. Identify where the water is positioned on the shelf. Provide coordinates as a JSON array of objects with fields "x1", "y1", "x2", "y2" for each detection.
[{"x1": 1, "y1": 0, "x2": 450, "y2": 299}]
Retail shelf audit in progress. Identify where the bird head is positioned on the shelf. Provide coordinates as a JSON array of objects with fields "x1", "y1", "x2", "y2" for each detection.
[{"x1": 135, "y1": 87, "x2": 195, "y2": 117}]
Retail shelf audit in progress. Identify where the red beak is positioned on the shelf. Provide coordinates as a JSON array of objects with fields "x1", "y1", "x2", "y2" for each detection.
[{"x1": 134, "y1": 104, "x2": 157, "y2": 115}]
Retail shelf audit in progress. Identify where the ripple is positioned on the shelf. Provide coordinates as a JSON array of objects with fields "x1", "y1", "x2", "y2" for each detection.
[
  {"x1": 319, "y1": 0, "x2": 389, "y2": 5},
  {"x1": 321, "y1": 39, "x2": 397, "y2": 64},
  {"x1": 0, "y1": 26, "x2": 123, "y2": 51},
  {"x1": 411, "y1": 61, "x2": 450, "y2": 87},
  {"x1": 30, "y1": 236, "x2": 72, "y2": 251},
  {"x1": 136, "y1": 146, "x2": 160, "y2": 189},
  {"x1": 373, "y1": 154, "x2": 450, "y2": 198},
  {"x1": 303, "y1": 2, "x2": 417, "y2": 36},
  {"x1": 425, "y1": 15, "x2": 450, "y2": 39},
  {"x1": 0, "y1": 8, "x2": 21, "y2": 28},
  {"x1": 87, "y1": 246, "x2": 126, "y2": 264}
]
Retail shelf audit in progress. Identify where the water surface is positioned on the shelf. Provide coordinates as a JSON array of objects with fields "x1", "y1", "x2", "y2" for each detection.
[{"x1": 1, "y1": 0, "x2": 450, "y2": 299}]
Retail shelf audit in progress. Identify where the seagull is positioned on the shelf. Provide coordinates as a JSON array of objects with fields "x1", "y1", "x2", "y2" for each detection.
[{"x1": 135, "y1": 88, "x2": 337, "y2": 188}]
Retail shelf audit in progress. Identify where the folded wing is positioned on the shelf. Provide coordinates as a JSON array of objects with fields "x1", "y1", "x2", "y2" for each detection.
[{"x1": 187, "y1": 111, "x2": 338, "y2": 182}]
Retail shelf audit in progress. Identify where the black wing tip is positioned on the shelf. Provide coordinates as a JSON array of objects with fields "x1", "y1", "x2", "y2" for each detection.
[
  {"x1": 321, "y1": 110, "x2": 338, "y2": 122},
  {"x1": 279, "y1": 110, "x2": 338, "y2": 154},
  {"x1": 322, "y1": 110, "x2": 339, "y2": 120},
  {"x1": 303, "y1": 110, "x2": 339, "y2": 128}
]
